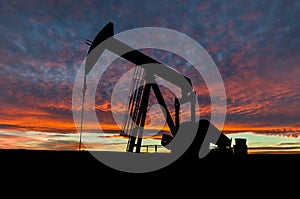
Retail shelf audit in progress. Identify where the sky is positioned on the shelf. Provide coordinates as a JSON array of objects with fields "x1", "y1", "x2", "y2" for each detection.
[{"x1": 0, "y1": 0, "x2": 300, "y2": 154}]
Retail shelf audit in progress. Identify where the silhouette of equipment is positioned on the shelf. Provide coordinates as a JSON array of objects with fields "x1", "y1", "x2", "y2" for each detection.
[
  {"x1": 233, "y1": 138, "x2": 248, "y2": 156},
  {"x1": 84, "y1": 21, "x2": 247, "y2": 156}
]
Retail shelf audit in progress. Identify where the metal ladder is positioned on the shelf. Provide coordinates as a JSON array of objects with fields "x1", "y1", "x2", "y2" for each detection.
[{"x1": 120, "y1": 66, "x2": 145, "y2": 151}]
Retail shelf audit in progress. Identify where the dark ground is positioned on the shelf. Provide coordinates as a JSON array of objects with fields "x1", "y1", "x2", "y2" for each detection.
[{"x1": 0, "y1": 148, "x2": 299, "y2": 196}]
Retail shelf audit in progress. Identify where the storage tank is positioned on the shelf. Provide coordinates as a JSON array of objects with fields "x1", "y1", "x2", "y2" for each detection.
[{"x1": 233, "y1": 138, "x2": 248, "y2": 156}]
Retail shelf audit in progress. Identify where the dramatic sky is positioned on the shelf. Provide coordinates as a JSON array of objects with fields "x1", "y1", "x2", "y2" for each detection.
[{"x1": 0, "y1": 0, "x2": 300, "y2": 153}]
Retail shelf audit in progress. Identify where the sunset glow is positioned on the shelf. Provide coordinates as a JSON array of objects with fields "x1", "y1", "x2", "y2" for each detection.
[{"x1": 1, "y1": 0, "x2": 300, "y2": 154}]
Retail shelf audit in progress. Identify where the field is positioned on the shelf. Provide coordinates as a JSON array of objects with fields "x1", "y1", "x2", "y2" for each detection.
[{"x1": 1, "y1": 149, "x2": 299, "y2": 184}]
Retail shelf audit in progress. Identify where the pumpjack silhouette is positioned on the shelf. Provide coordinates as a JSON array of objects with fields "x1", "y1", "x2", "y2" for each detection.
[{"x1": 84, "y1": 21, "x2": 247, "y2": 157}]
